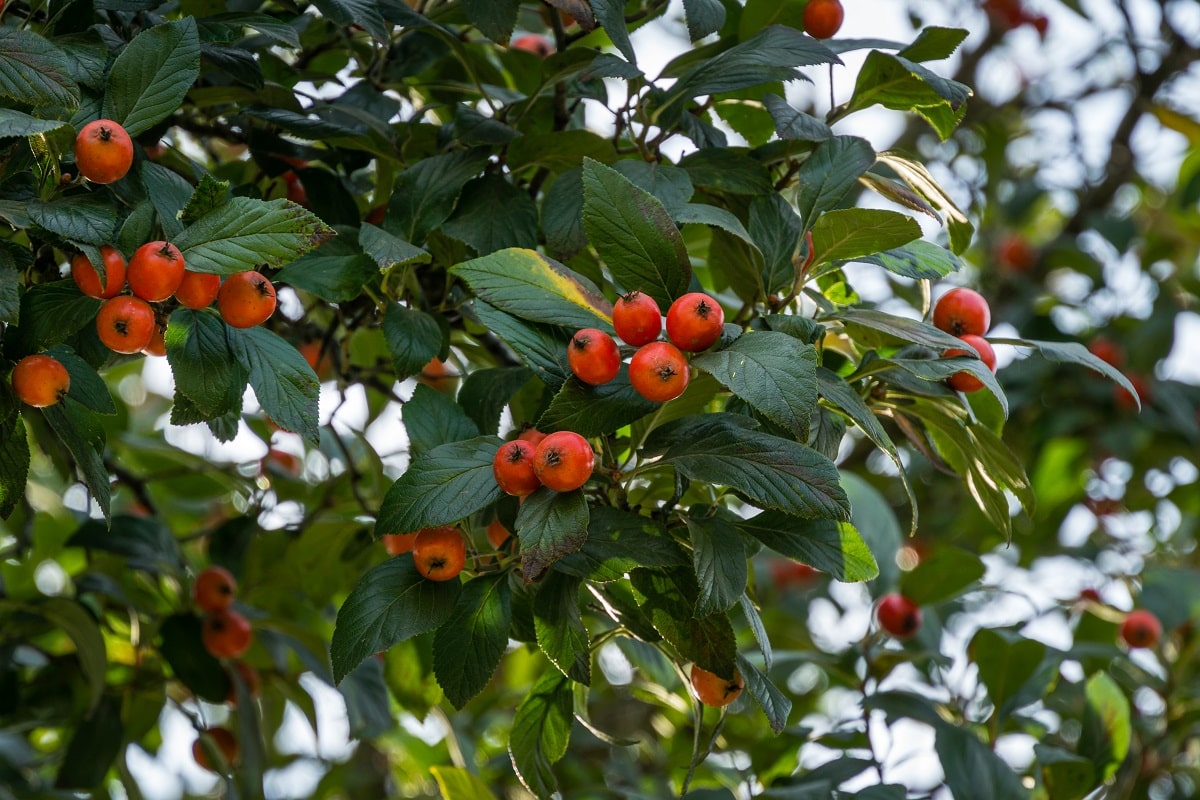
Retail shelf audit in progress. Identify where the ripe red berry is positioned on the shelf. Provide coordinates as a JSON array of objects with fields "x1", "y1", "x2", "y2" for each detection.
[
  {"x1": 193, "y1": 566, "x2": 237, "y2": 612},
  {"x1": 567, "y1": 328, "x2": 621, "y2": 386},
  {"x1": 629, "y1": 341, "x2": 689, "y2": 402},
  {"x1": 803, "y1": 0, "x2": 844, "y2": 39},
  {"x1": 533, "y1": 431, "x2": 595, "y2": 492},
  {"x1": 1087, "y1": 337, "x2": 1124, "y2": 369},
  {"x1": 202, "y1": 609, "x2": 253, "y2": 659},
  {"x1": 192, "y1": 727, "x2": 239, "y2": 772},
  {"x1": 493, "y1": 439, "x2": 541, "y2": 496},
  {"x1": 516, "y1": 425, "x2": 547, "y2": 447},
  {"x1": 11, "y1": 354, "x2": 71, "y2": 408},
  {"x1": 71, "y1": 246, "x2": 126, "y2": 299},
  {"x1": 218, "y1": 271, "x2": 277, "y2": 328},
  {"x1": 382, "y1": 532, "x2": 418, "y2": 555},
  {"x1": 511, "y1": 33, "x2": 554, "y2": 57},
  {"x1": 944, "y1": 334, "x2": 997, "y2": 393},
  {"x1": 96, "y1": 295, "x2": 156, "y2": 354},
  {"x1": 665, "y1": 292, "x2": 725, "y2": 352},
  {"x1": 876, "y1": 593, "x2": 922, "y2": 638},
  {"x1": 174, "y1": 270, "x2": 222, "y2": 309},
  {"x1": 932, "y1": 287, "x2": 991, "y2": 337},
  {"x1": 994, "y1": 234, "x2": 1036, "y2": 273},
  {"x1": 412, "y1": 526, "x2": 467, "y2": 582},
  {"x1": 612, "y1": 291, "x2": 662, "y2": 346},
  {"x1": 1120, "y1": 609, "x2": 1162, "y2": 649},
  {"x1": 128, "y1": 241, "x2": 186, "y2": 302},
  {"x1": 74, "y1": 119, "x2": 133, "y2": 184},
  {"x1": 690, "y1": 664, "x2": 745, "y2": 707}
]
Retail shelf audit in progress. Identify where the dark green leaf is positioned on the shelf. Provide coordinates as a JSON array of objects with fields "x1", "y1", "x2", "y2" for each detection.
[
  {"x1": 227, "y1": 326, "x2": 320, "y2": 444},
  {"x1": 42, "y1": 398, "x2": 108, "y2": 518},
  {"x1": 836, "y1": 307, "x2": 979, "y2": 352},
  {"x1": 376, "y1": 436, "x2": 505, "y2": 534},
  {"x1": 509, "y1": 668, "x2": 573, "y2": 798},
  {"x1": 899, "y1": 547, "x2": 984, "y2": 605},
  {"x1": 612, "y1": 160, "x2": 695, "y2": 214},
  {"x1": 736, "y1": 654, "x2": 791, "y2": 735},
  {"x1": 674, "y1": 204, "x2": 759, "y2": 251},
  {"x1": 846, "y1": 52, "x2": 970, "y2": 140},
  {"x1": 403, "y1": 384, "x2": 479, "y2": 457},
  {"x1": 794, "y1": 136, "x2": 876, "y2": 228},
  {"x1": 102, "y1": 18, "x2": 201, "y2": 136},
  {"x1": 339, "y1": 658, "x2": 395, "y2": 739},
  {"x1": 682, "y1": 0, "x2": 726, "y2": 40},
  {"x1": 0, "y1": 412, "x2": 28, "y2": 519},
  {"x1": 141, "y1": 161, "x2": 194, "y2": 239},
  {"x1": 1034, "y1": 745, "x2": 1095, "y2": 800},
  {"x1": 631, "y1": 568, "x2": 736, "y2": 677},
  {"x1": 66, "y1": 514, "x2": 184, "y2": 573},
  {"x1": 537, "y1": 367, "x2": 660, "y2": 438},
  {"x1": 165, "y1": 310, "x2": 242, "y2": 417},
  {"x1": 386, "y1": 150, "x2": 489, "y2": 245},
  {"x1": 462, "y1": 0, "x2": 520, "y2": 42},
  {"x1": 159, "y1": 613, "x2": 231, "y2": 702},
  {"x1": 810, "y1": 208, "x2": 921, "y2": 265},
  {"x1": 0, "y1": 109, "x2": 70, "y2": 138},
  {"x1": 29, "y1": 197, "x2": 116, "y2": 245},
  {"x1": 517, "y1": 488, "x2": 589, "y2": 582},
  {"x1": 542, "y1": 168, "x2": 588, "y2": 261},
  {"x1": 443, "y1": 174, "x2": 540, "y2": 256},
  {"x1": 274, "y1": 249, "x2": 378, "y2": 302},
  {"x1": 875, "y1": 152, "x2": 973, "y2": 253},
  {"x1": 736, "y1": 512, "x2": 877, "y2": 582},
  {"x1": 554, "y1": 506, "x2": 688, "y2": 582},
  {"x1": 472, "y1": 302, "x2": 571, "y2": 391},
  {"x1": 969, "y1": 628, "x2": 1046, "y2": 720},
  {"x1": 197, "y1": 13, "x2": 302, "y2": 48},
  {"x1": 1079, "y1": 672, "x2": 1131, "y2": 783},
  {"x1": 46, "y1": 346, "x2": 114, "y2": 415},
  {"x1": 459, "y1": 367, "x2": 534, "y2": 435},
  {"x1": 764, "y1": 93, "x2": 831, "y2": 141},
  {"x1": 175, "y1": 197, "x2": 335, "y2": 275},
  {"x1": 0, "y1": 29, "x2": 80, "y2": 108},
  {"x1": 856, "y1": 240, "x2": 963, "y2": 279},
  {"x1": 311, "y1": 0, "x2": 388, "y2": 42},
  {"x1": 685, "y1": 512, "x2": 746, "y2": 616},
  {"x1": 330, "y1": 556, "x2": 462, "y2": 684},
  {"x1": 898, "y1": 27, "x2": 969, "y2": 62},
  {"x1": 534, "y1": 572, "x2": 591, "y2": 684},
  {"x1": 359, "y1": 224, "x2": 430, "y2": 270},
  {"x1": 433, "y1": 574, "x2": 512, "y2": 708},
  {"x1": 591, "y1": 0, "x2": 637, "y2": 66},
  {"x1": 750, "y1": 194, "x2": 802, "y2": 296},
  {"x1": 383, "y1": 303, "x2": 444, "y2": 378},
  {"x1": 37, "y1": 598, "x2": 107, "y2": 714},
  {"x1": 935, "y1": 724, "x2": 1030, "y2": 800},
  {"x1": 990, "y1": 337, "x2": 1142, "y2": 410},
  {"x1": 55, "y1": 695, "x2": 123, "y2": 789}
]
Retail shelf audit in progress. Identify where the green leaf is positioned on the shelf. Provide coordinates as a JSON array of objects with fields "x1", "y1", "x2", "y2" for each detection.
[
  {"x1": 935, "y1": 724, "x2": 1030, "y2": 800},
  {"x1": 794, "y1": 136, "x2": 876, "y2": 228},
  {"x1": 509, "y1": 668, "x2": 573, "y2": 798},
  {"x1": 55, "y1": 694, "x2": 123, "y2": 789},
  {"x1": 28, "y1": 197, "x2": 117, "y2": 245},
  {"x1": 66, "y1": 514, "x2": 184, "y2": 574},
  {"x1": 537, "y1": 367, "x2": 661, "y2": 438},
  {"x1": 386, "y1": 150, "x2": 488, "y2": 245},
  {"x1": 581, "y1": 158, "x2": 691, "y2": 308},
  {"x1": 359, "y1": 223, "x2": 430, "y2": 270},
  {"x1": 197, "y1": 13, "x2": 302, "y2": 49},
  {"x1": 750, "y1": 194, "x2": 802, "y2": 296},
  {"x1": 990, "y1": 337, "x2": 1142, "y2": 410},
  {"x1": 810, "y1": 208, "x2": 922, "y2": 265},
  {"x1": 443, "y1": 174, "x2": 539, "y2": 256},
  {"x1": 430, "y1": 766, "x2": 498, "y2": 800},
  {"x1": 461, "y1": 0, "x2": 519, "y2": 41},
  {"x1": 472, "y1": 302, "x2": 570, "y2": 390},
  {"x1": 1080, "y1": 671, "x2": 1131, "y2": 783},
  {"x1": 736, "y1": 512, "x2": 878, "y2": 582},
  {"x1": 46, "y1": 346, "x2": 114, "y2": 415},
  {"x1": 1034, "y1": 745, "x2": 1095, "y2": 800},
  {"x1": 402, "y1": 384, "x2": 479, "y2": 458},
  {"x1": 382, "y1": 303, "x2": 444, "y2": 378},
  {"x1": 682, "y1": 0, "x2": 726, "y2": 40},
  {"x1": 591, "y1": 0, "x2": 637, "y2": 66},
  {"x1": 692, "y1": 331, "x2": 818, "y2": 439},
  {"x1": 875, "y1": 152, "x2": 973, "y2": 253},
  {"x1": 142, "y1": 161, "x2": 195, "y2": 239},
  {"x1": 174, "y1": 197, "x2": 336, "y2": 275},
  {"x1": 534, "y1": 572, "x2": 591, "y2": 684},
  {"x1": 0, "y1": 29, "x2": 80, "y2": 108},
  {"x1": 311, "y1": 0, "x2": 388, "y2": 42},
  {"x1": 969, "y1": 628, "x2": 1046, "y2": 721},
  {"x1": 165, "y1": 309, "x2": 242, "y2": 417},
  {"x1": 0, "y1": 259, "x2": 20, "y2": 327},
  {"x1": 898, "y1": 27, "x2": 969, "y2": 62},
  {"x1": 433, "y1": 574, "x2": 512, "y2": 708},
  {"x1": 646, "y1": 414, "x2": 851, "y2": 521},
  {"x1": 0, "y1": 109, "x2": 71, "y2": 138},
  {"x1": 227, "y1": 326, "x2": 320, "y2": 444},
  {"x1": 450, "y1": 248, "x2": 612, "y2": 330},
  {"x1": 542, "y1": 167, "x2": 588, "y2": 261},
  {"x1": 836, "y1": 307, "x2": 979, "y2": 353},
  {"x1": 376, "y1": 436, "x2": 505, "y2": 534},
  {"x1": 42, "y1": 398, "x2": 109, "y2": 518},
  {"x1": 736, "y1": 654, "x2": 791, "y2": 735},
  {"x1": 900, "y1": 547, "x2": 985, "y2": 605},
  {"x1": 458, "y1": 366, "x2": 534, "y2": 435},
  {"x1": 339, "y1": 658, "x2": 394, "y2": 740},
  {"x1": 845, "y1": 51, "x2": 971, "y2": 140},
  {"x1": 0, "y1": 412, "x2": 29, "y2": 520},
  {"x1": 330, "y1": 556, "x2": 462, "y2": 684},
  {"x1": 37, "y1": 598, "x2": 106, "y2": 714},
  {"x1": 516, "y1": 488, "x2": 589, "y2": 582},
  {"x1": 855, "y1": 240, "x2": 963, "y2": 279},
  {"x1": 159, "y1": 613, "x2": 231, "y2": 703},
  {"x1": 631, "y1": 568, "x2": 736, "y2": 677},
  {"x1": 679, "y1": 149, "x2": 774, "y2": 196},
  {"x1": 102, "y1": 18, "x2": 201, "y2": 136},
  {"x1": 764, "y1": 93, "x2": 832, "y2": 141},
  {"x1": 553, "y1": 506, "x2": 688, "y2": 582},
  {"x1": 273, "y1": 246, "x2": 377, "y2": 302},
  {"x1": 612, "y1": 160, "x2": 695, "y2": 213},
  {"x1": 674, "y1": 204, "x2": 760, "y2": 252},
  {"x1": 685, "y1": 512, "x2": 746, "y2": 616}
]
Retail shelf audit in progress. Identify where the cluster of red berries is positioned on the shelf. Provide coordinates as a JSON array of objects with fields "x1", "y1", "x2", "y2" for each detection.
[
  {"x1": 569, "y1": 290, "x2": 725, "y2": 404},
  {"x1": 932, "y1": 287, "x2": 998, "y2": 393},
  {"x1": 381, "y1": 525, "x2": 469, "y2": 582},
  {"x1": 493, "y1": 427, "x2": 595, "y2": 496},
  {"x1": 193, "y1": 566, "x2": 253, "y2": 661}
]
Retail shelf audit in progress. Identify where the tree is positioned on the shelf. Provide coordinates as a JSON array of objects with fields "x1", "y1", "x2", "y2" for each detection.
[{"x1": 0, "y1": 0, "x2": 1194, "y2": 798}]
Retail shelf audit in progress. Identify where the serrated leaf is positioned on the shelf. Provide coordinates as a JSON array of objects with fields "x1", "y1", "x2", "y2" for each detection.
[
  {"x1": 174, "y1": 197, "x2": 335, "y2": 275},
  {"x1": 274, "y1": 250, "x2": 377, "y2": 302},
  {"x1": 591, "y1": 0, "x2": 637, "y2": 66},
  {"x1": 736, "y1": 654, "x2": 791, "y2": 735},
  {"x1": 450, "y1": 247, "x2": 612, "y2": 330},
  {"x1": 764, "y1": 93, "x2": 831, "y2": 141},
  {"x1": 311, "y1": 0, "x2": 389, "y2": 43},
  {"x1": 534, "y1": 572, "x2": 591, "y2": 684},
  {"x1": 836, "y1": 307, "x2": 979, "y2": 352},
  {"x1": 179, "y1": 174, "x2": 230, "y2": 226},
  {"x1": 165, "y1": 310, "x2": 242, "y2": 417},
  {"x1": 810, "y1": 208, "x2": 921, "y2": 266},
  {"x1": 42, "y1": 398, "x2": 109, "y2": 518},
  {"x1": 537, "y1": 367, "x2": 660, "y2": 438},
  {"x1": 458, "y1": 366, "x2": 534, "y2": 435},
  {"x1": 197, "y1": 13, "x2": 302, "y2": 49},
  {"x1": 402, "y1": 384, "x2": 479, "y2": 457},
  {"x1": 682, "y1": 0, "x2": 726, "y2": 40},
  {"x1": 794, "y1": 136, "x2": 876, "y2": 228},
  {"x1": 517, "y1": 488, "x2": 589, "y2": 582},
  {"x1": 141, "y1": 161, "x2": 194, "y2": 239},
  {"x1": 226, "y1": 325, "x2": 319, "y2": 444},
  {"x1": 674, "y1": 204, "x2": 759, "y2": 251},
  {"x1": 846, "y1": 51, "x2": 971, "y2": 141},
  {"x1": 692, "y1": 331, "x2": 818, "y2": 439},
  {"x1": 554, "y1": 506, "x2": 688, "y2": 582},
  {"x1": 509, "y1": 668, "x2": 573, "y2": 798},
  {"x1": 630, "y1": 568, "x2": 736, "y2": 677},
  {"x1": 376, "y1": 436, "x2": 505, "y2": 534},
  {"x1": 749, "y1": 193, "x2": 802, "y2": 296},
  {"x1": 359, "y1": 223, "x2": 430, "y2": 270},
  {"x1": 386, "y1": 150, "x2": 488, "y2": 245},
  {"x1": 330, "y1": 556, "x2": 462, "y2": 684},
  {"x1": 8, "y1": 282, "x2": 100, "y2": 355},
  {"x1": 46, "y1": 346, "x2": 115, "y2": 416},
  {"x1": 685, "y1": 512, "x2": 746, "y2": 616},
  {"x1": 28, "y1": 197, "x2": 117, "y2": 245},
  {"x1": 0, "y1": 109, "x2": 71, "y2": 138},
  {"x1": 433, "y1": 574, "x2": 511, "y2": 708},
  {"x1": 736, "y1": 512, "x2": 877, "y2": 582},
  {"x1": 969, "y1": 629, "x2": 1046, "y2": 721},
  {"x1": 855, "y1": 240, "x2": 962, "y2": 279},
  {"x1": 898, "y1": 27, "x2": 969, "y2": 62},
  {"x1": 582, "y1": 158, "x2": 691, "y2": 308},
  {"x1": 158, "y1": 613, "x2": 230, "y2": 702},
  {"x1": 0, "y1": 29, "x2": 80, "y2": 108},
  {"x1": 472, "y1": 302, "x2": 570, "y2": 390},
  {"x1": 382, "y1": 303, "x2": 443, "y2": 378},
  {"x1": 461, "y1": 0, "x2": 520, "y2": 42},
  {"x1": 443, "y1": 174, "x2": 539, "y2": 256},
  {"x1": 102, "y1": 18, "x2": 201, "y2": 136}
]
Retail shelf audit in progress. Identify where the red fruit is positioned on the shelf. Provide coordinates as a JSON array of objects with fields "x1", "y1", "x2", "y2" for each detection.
[
  {"x1": 995, "y1": 234, "x2": 1035, "y2": 273},
  {"x1": 71, "y1": 246, "x2": 126, "y2": 299},
  {"x1": 226, "y1": 661, "x2": 261, "y2": 705},
  {"x1": 567, "y1": 328, "x2": 621, "y2": 386},
  {"x1": 382, "y1": 532, "x2": 418, "y2": 555},
  {"x1": 932, "y1": 287, "x2": 991, "y2": 337},
  {"x1": 612, "y1": 291, "x2": 663, "y2": 346},
  {"x1": 769, "y1": 560, "x2": 820, "y2": 592},
  {"x1": 193, "y1": 566, "x2": 237, "y2": 612},
  {"x1": 96, "y1": 295, "x2": 156, "y2": 354},
  {"x1": 533, "y1": 431, "x2": 595, "y2": 492},
  {"x1": 493, "y1": 439, "x2": 542, "y2": 496},
  {"x1": 665, "y1": 292, "x2": 725, "y2": 352},
  {"x1": 174, "y1": 270, "x2": 222, "y2": 309},
  {"x1": 202, "y1": 609, "x2": 253, "y2": 659},
  {"x1": 283, "y1": 171, "x2": 308, "y2": 207},
  {"x1": 412, "y1": 526, "x2": 467, "y2": 582},
  {"x1": 218, "y1": 271, "x2": 277, "y2": 328},
  {"x1": 142, "y1": 321, "x2": 167, "y2": 357},
  {"x1": 1114, "y1": 374, "x2": 1150, "y2": 411},
  {"x1": 486, "y1": 519, "x2": 511, "y2": 549},
  {"x1": 516, "y1": 425, "x2": 547, "y2": 447},
  {"x1": 876, "y1": 593, "x2": 922, "y2": 638},
  {"x1": 629, "y1": 341, "x2": 690, "y2": 402},
  {"x1": 192, "y1": 727, "x2": 239, "y2": 772},
  {"x1": 1078, "y1": 588, "x2": 1102, "y2": 603},
  {"x1": 418, "y1": 357, "x2": 459, "y2": 393},
  {"x1": 1087, "y1": 338, "x2": 1124, "y2": 369},
  {"x1": 128, "y1": 241, "x2": 186, "y2": 302},
  {"x1": 1120, "y1": 609, "x2": 1162, "y2": 649},
  {"x1": 74, "y1": 119, "x2": 133, "y2": 184},
  {"x1": 803, "y1": 0, "x2": 844, "y2": 39},
  {"x1": 11, "y1": 354, "x2": 70, "y2": 408},
  {"x1": 944, "y1": 334, "x2": 997, "y2": 393},
  {"x1": 365, "y1": 205, "x2": 386, "y2": 224},
  {"x1": 690, "y1": 664, "x2": 744, "y2": 707},
  {"x1": 511, "y1": 34, "x2": 554, "y2": 57}
]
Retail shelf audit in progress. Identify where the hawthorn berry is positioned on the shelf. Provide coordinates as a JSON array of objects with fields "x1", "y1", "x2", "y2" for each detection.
[
  {"x1": 96, "y1": 295, "x2": 156, "y2": 354},
  {"x1": 142, "y1": 322, "x2": 167, "y2": 357},
  {"x1": 486, "y1": 519, "x2": 512, "y2": 549},
  {"x1": 876, "y1": 593, "x2": 922, "y2": 638},
  {"x1": 612, "y1": 291, "x2": 662, "y2": 346},
  {"x1": 382, "y1": 532, "x2": 418, "y2": 555},
  {"x1": 516, "y1": 425, "x2": 547, "y2": 447},
  {"x1": 1087, "y1": 337, "x2": 1124, "y2": 369},
  {"x1": 665, "y1": 292, "x2": 724, "y2": 352},
  {"x1": 193, "y1": 566, "x2": 237, "y2": 612},
  {"x1": 493, "y1": 439, "x2": 541, "y2": 496},
  {"x1": 533, "y1": 431, "x2": 595, "y2": 492},
  {"x1": 932, "y1": 287, "x2": 991, "y2": 337},
  {"x1": 803, "y1": 0, "x2": 844, "y2": 39},
  {"x1": 73, "y1": 119, "x2": 133, "y2": 184},
  {"x1": 944, "y1": 334, "x2": 997, "y2": 393},
  {"x1": 567, "y1": 328, "x2": 621, "y2": 385},
  {"x1": 71, "y1": 246, "x2": 126, "y2": 299},
  {"x1": 995, "y1": 234, "x2": 1035, "y2": 273},
  {"x1": 1120, "y1": 609, "x2": 1162, "y2": 649},
  {"x1": 128, "y1": 241, "x2": 185, "y2": 302},
  {"x1": 174, "y1": 270, "x2": 221, "y2": 309},
  {"x1": 226, "y1": 661, "x2": 261, "y2": 706},
  {"x1": 769, "y1": 560, "x2": 820, "y2": 592},
  {"x1": 412, "y1": 525, "x2": 467, "y2": 582},
  {"x1": 629, "y1": 341, "x2": 689, "y2": 402},
  {"x1": 690, "y1": 664, "x2": 744, "y2": 707},
  {"x1": 511, "y1": 33, "x2": 554, "y2": 57},
  {"x1": 202, "y1": 608, "x2": 253, "y2": 659},
  {"x1": 192, "y1": 727, "x2": 239, "y2": 772},
  {"x1": 218, "y1": 271, "x2": 277, "y2": 328},
  {"x1": 11, "y1": 354, "x2": 70, "y2": 408}
]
